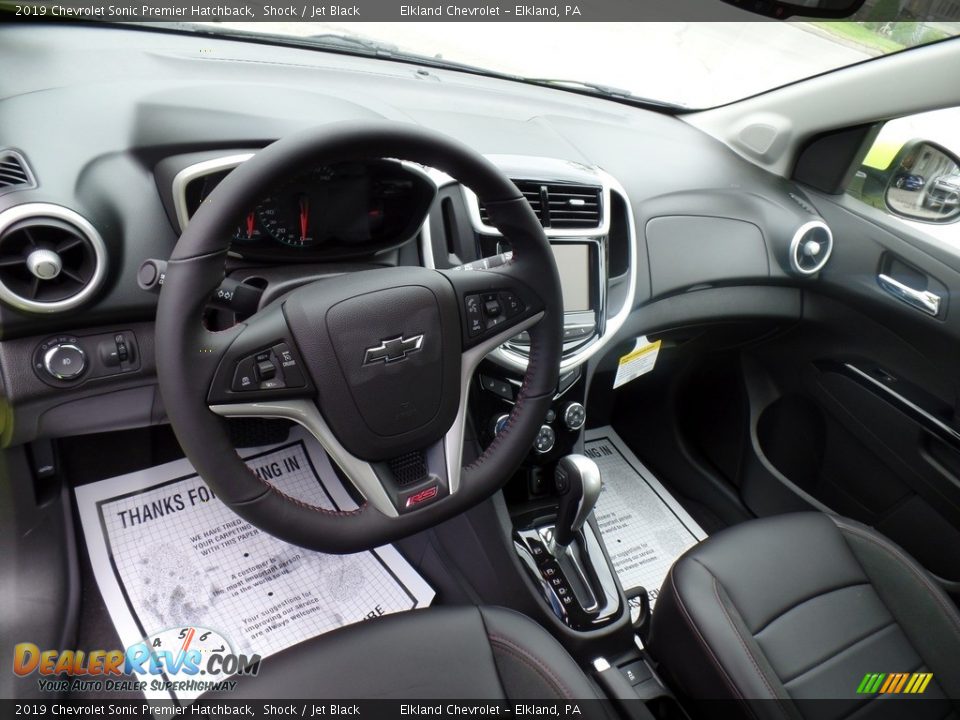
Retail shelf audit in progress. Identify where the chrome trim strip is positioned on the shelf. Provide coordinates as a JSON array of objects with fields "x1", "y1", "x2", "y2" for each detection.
[
  {"x1": 789, "y1": 219, "x2": 833, "y2": 276},
  {"x1": 878, "y1": 273, "x2": 941, "y2": 317},
  {"x1": 461, "y1": 182, "x2": 612, "y2": 238},
  {"x1": 0, "y1": 203, "x2": 108, "y2": 314},
  {"x1": 171, "y1": 153, "x2": 255, "y2": 232}
]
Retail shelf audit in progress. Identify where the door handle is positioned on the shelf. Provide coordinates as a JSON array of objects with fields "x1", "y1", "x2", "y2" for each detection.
[{"x1": 877, "y1": 273, "x2": 941, "y2": 317}]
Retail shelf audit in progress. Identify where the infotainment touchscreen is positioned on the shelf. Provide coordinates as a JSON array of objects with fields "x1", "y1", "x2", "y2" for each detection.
[{"x1": 550, "y1": 243, "x2": 593, "y2": 313}]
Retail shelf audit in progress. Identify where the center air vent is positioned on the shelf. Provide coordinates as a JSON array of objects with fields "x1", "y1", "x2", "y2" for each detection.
[
  {"x1": 479, "y1": 181, "x2": 602, "y2": 230},
  {"x1": 0, "y1": 204, "x2": 107, "y2": 313},
  {"x1": 789, "y1": 220, "x2": 833, "y2": 276}
]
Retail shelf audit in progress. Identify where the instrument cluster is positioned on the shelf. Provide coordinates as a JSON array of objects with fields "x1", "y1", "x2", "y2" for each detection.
[{"x1": 185, "y1": 159, "x2": 435, "y2": 260}]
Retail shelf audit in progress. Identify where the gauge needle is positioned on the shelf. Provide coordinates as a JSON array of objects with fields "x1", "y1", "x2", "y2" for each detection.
[
  {"x1": 246, "y1": 212, "x2": 256, "y2": 239},
  {"x1": 180, "y1": 627, "x2": 196, "y2": 655},
  {"x1": 299, "y1": 195, "x2": 309, "y2": 242}
]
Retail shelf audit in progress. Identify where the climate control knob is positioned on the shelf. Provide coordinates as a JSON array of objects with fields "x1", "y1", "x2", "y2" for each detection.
[
  {"x1": 562, "y1": 402, "x2": 586, "y2": 431},
  {"x1": 43, "y1": 343, "x2": 86, "y2": 381},
  {"x1": 534, "y1": 425, "x2": 556, "y2": 455}
]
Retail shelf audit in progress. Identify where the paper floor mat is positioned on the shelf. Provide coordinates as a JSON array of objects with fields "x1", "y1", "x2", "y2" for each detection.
[
  {"x1": 585, "y1": 427, "x2": 707, "y2": 608},
  {"x1": 74, "y1": 427, "x2": 434, "y2": 703}
]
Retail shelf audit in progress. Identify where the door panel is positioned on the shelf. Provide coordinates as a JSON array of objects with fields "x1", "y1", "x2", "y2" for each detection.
[{"x1": 739, "y1": 190, "x2": 960, "y2": 589}]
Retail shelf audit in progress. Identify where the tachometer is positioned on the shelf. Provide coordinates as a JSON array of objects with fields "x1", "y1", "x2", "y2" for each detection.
[
  {"x1": 233, "y1": 211, "x2": 264, "y2": 244},
  {"x1": 257, "y1": 192, "x2": 317, "y2": 247}
]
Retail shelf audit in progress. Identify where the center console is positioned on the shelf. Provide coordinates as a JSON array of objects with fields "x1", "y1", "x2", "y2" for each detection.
[{"x1": 421, "y1": 158, "x2": 681, "y2": 716}]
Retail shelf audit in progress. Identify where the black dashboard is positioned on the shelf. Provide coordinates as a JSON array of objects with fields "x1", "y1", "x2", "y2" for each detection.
[{"x1": 0, "y1": 23, "x2": 830, "y2": 447}]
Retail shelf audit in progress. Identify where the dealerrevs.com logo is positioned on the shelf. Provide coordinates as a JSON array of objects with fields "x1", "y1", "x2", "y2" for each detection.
[{"x1": 13, "y1": 626, "x2": 260, "y2": 694}]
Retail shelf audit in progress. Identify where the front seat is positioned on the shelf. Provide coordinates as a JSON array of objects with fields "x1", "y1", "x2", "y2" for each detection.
[
  {"x1": 203, "y1": 605, "x2": 603, "y2": 700},
  {"x1": 649, "y1": 513, "x2": 960, "y2": 719}
]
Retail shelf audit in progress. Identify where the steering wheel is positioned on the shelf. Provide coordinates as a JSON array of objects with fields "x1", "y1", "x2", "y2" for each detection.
[{"x1": 156, "y1": 121, "x2": 563, "y2": 554}]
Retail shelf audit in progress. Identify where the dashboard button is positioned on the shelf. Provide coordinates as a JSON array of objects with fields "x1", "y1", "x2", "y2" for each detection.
[
  {"x1": 534, "y1": 424, "x2": 556, "y2": 455},
  {"x1": 43, "y1": 344, "x2": 86, "y2": 380},
  {"x1": 562, "y1": 402, "x2": 586, "y2": 431}
]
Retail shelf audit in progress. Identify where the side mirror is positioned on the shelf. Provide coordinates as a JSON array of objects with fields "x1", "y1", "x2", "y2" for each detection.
[
  {"x1": 885, "y1": 142, "x2": 960, "y2": 224},
  {"x1": 718, "y1": 0, "x2": 865, "y2": 19}
]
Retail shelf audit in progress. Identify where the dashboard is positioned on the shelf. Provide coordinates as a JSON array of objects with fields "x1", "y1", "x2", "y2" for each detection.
[{"x1": 0, "y1": 23, "x2": 831, "y2": 447}]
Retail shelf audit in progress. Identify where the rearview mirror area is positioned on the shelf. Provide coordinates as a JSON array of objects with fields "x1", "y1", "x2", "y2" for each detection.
[
  {"x1": 885, "y1": 142, "x2": 960, "y2": 224},
  {"x1": 719, "y1": 0, "x2": 865, "y2": 19}
]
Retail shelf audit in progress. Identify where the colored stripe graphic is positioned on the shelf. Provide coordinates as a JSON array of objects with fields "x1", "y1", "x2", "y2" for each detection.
[{"x1": 860, "y1": 672, "x2": 933, "y2": 694}]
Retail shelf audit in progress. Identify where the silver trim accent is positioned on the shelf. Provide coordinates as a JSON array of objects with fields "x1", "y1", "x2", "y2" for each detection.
[
  {"x1": 789, "y1": 220, "x2": 833, "y2": 276},
  {"x1": 592, "y1": 658, "x2": 611, "y2": 673},
  {"x1": 209, "y1": 398, "x2": 399, "y2": 518},
  {"x1": 443, "y1": 312, "x2": 543, "y2": 495},
  {"x1": 171, "y1": 153, "x2": 255, "y2": 232},
  {"x1": 209, "y1": 312, "x2": 543, "y2": 518},
  {"x1": 549, "y1": 454, "x2": 603, "y2": 553},
  {"x1": 562, "y1": 401, "x2": 586, "y2": 431},
  {"x1": 362, "y1": 334, "x2": 424, "y2": 365},
  {"x1": 421, "y1": 165, "x2": 637, "y2": 375},
  {"x1": 878, "y1": 273, "x2": 941, "y2": 317},
  {"x1": 43, "y1": 343, "x2": 86, "y2": 380},
  {"x1": 26, "y1": 248, "x2": 62, "y2": 280},
  {"x1": 462, "y1": 182, "x2": 612, "y2": 238},
  {"x1": 0, "y1": 203, "x2": 108, "y2": 314}
]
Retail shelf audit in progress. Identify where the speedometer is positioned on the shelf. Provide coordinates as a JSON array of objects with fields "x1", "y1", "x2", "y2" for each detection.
[{"x1": 257, "y1": 192, "x2": 318, "y2": 247}]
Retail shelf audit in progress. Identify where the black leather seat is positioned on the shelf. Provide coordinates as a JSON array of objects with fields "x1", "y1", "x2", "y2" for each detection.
[
  {"x1": 649, "y1": 513, "x2": 960, "y2": 719},
  {"x1": 204, "y1": 605, "x2": 603, "y2": 701}
]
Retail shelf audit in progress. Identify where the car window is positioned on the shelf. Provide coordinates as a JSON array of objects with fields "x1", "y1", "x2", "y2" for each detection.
[{"x1": 847, "y1": 107, "x2": 960, "y2": 245}]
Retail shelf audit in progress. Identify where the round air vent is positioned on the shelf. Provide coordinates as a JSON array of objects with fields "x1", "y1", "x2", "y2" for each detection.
[
  {"x1": 0, "y1": 203, "x2": 106, "y2": 313},
  {"x1": 789, "y1": 220, "x2": 833, "y2": 276}
]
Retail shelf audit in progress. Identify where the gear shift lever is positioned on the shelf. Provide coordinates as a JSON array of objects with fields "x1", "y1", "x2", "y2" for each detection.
[{"x1": 550, "y1": 454, "x2": 603, "y2": 553}]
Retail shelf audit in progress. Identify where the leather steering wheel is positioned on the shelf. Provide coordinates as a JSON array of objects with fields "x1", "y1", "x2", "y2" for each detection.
[{"x1": 156, "y1": 121, "x2": 563, "y2": 554}]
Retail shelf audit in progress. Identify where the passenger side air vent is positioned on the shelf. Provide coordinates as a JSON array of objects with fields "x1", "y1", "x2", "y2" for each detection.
[
  {"x1": 479, "y1": 181, "x2": 602, "y2": 230},
  {"x1": 0, "y1": 150, "x2": 35, "y2": 193},
  {"x1": 789, "y1": 220, "x2": 833, "y2": 276},
  {"x1": 0, "y1": 204, "x2": 107, "y2": 313}
]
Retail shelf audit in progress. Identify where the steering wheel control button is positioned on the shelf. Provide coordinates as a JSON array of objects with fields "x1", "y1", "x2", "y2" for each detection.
[
  {"x1": 562, "y1": 402, "x2": 586, "y2": 431},
  {"x1": 502, "y1": 291, "x2": 525, "y2": 317},
  {"x1": 232, "y1": 357, "x2": 257, "y2": 391},
  {"x1": 465, "y1": 294, "x2": 485, "y2": 337},
  {"x1": 43, "y1": 343, "x2": 86, "y2": 380},
  {"x1": 534, "y1": 424, "x2": 556, "y2": 454},
  {"x1": 273, "y1": 342, "x2": 306, "y2": 387},
  {"x1": 255, "y1": 359, "x2": 277, "y2": 381}
]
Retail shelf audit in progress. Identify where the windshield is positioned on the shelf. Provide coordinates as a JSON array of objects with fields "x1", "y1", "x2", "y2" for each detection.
[{"x1": 194, "y1": 18, "x2": 960, "y2": 108}]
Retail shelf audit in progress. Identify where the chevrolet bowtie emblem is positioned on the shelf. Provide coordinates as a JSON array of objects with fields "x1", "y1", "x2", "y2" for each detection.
[{"x1": 363, "y1": 334, "x2": 424, "y2": 365}]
